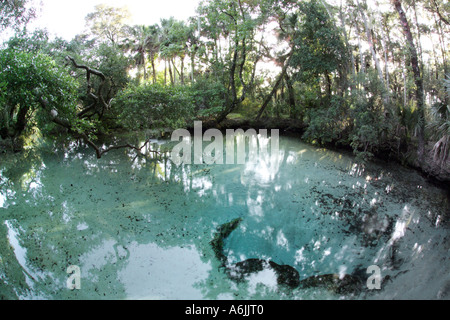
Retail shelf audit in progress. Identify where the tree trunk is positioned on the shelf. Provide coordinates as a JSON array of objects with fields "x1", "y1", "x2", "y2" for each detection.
[
  {"x1": 164, "y1": 59, "x2": 167, "y2": 85},
  {"x1": 325, "y1": 72, "x2": 332, "y2": 98},
  {"x1": 180, "y1": 56, "x2": 185, "y2": 85},
  {"x1": 215, "y1": 40, "x2": 239, "y2": 124},
  {"x1": 285, "y1": 73, "x2": 298, "y2": 120},
  {"x1": 338, "y1": 4, "x2": 356, "y2": 92},
  {"x1": 392, "y1": 0, "x2": 425, "y2": 163},
  {"x1": 37, "y1": 96, "x2": 161, "y2": 160},
  {"x1": 256, "y1": 52, "x2": 293, "y2": 121},
  {"x1": 215, "y1": 3, "x2": 260, "y2": 124},
  {"x1": 66, "y1": 56, "x2": 111, "y2": 120},
  {"x1": 172, "y1": 58, "x2": 180, "y2": 85},
  {"x1": 190, "y1": 53, "x2": 195, "y2": 83},
  {"x1": 411, "y1": 0, "x2": 424, "y2": 70},
  {"x1": 357, "y1": 0, "x2": 385, "y2": 88},
  {"x1": 430, "y1": 0, "x2": 450, "y2": 26},
  {"x1": 432, "y1": 10, "x2": 449, "y2": 75},
  {"x1": 168, "y1": 59, "x2": 174, "y2": 86},
  {"x1": 402, "y1": 55, "x2": 408, "y2": 108},
  {"x1": 151, "y1": 55, "x2": 156, "y2": 84},
  {"x1": 142, "y1": 53, "x2": 147, "y2": 81},
  {"x1": 354, "y1": 19, "x2": 365, "y2": 76}
]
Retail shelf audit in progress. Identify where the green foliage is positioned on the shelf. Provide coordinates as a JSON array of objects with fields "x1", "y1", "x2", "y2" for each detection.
[
  {"x1": 196, "y1": 0, "x2": 267, "y2": 120},
  {"x1": 445, "y1": 75, "x2": 450, "y2": 101},
  {"x1": 349, "y1": 72, "x2": 393, "y2": 161},
  {"x1": 113, "y1": 76, "x2": 227, "y2": 129},
  {"x1": 302, "y1": 95, "x2": 349, "y2": 145},
  {"x1": 190, "y1": 77, "x2": 226, "y2": 119},
  {"x1": 84, "y1": 4, "x2": 131, "y2": 45},
  {"x1": 397, "y1": 102, "x2": 420, "y2": 139},
  {"x1": 296, "y1": 81, "x2": 322, "y2": 110},
  {"x1": 425, "y1": 75, "x2": 450, "y2": 164},
  {"x1": 5, "y1": 29, "x2": 51, "y2": 54},
  {"x1": 65, "y1": 41, "x2": 132, "y2": 118},
  {"x1": 291, "y1": 0, "x2": 347, "y2": 83},
  {"x1": 0, "y1": 0, "x2": 35, "y2": 30},
  {"x1": 93, "y1": 43, "x2": 131, "y2": 97},
  {"x1": 349, "y1": 97, "x2": 382, "y2": 162},
  {"x1": 122, "y1": 24, "x2": 160, "y2": 83},
  {"x1": 289, "y1": 0, "x2": 351, "y2": 148},
  {"x1": 428, "y1": 102, "x2": 450, "y2": 140},
  {"x1": 1, "y1": 0, "x2": 447, "y2": 171},
  {"x1": 0, "y1": 48, "x2": 79, "y2": 140},
  {"x1": 159, "y1": 18, "x2": 189, "y2": 55},
  {"x1": 112, "y1": 83, "x2": 195, "y2": 129}
]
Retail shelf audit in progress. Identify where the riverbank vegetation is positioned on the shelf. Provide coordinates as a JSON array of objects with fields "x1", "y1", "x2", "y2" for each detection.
[{"x1": 1, "y1": 0, "x2": 449, "y2": 182}]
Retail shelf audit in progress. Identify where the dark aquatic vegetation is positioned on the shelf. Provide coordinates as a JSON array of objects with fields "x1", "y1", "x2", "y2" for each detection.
[
  {"x1": 0, "y1": 135, "x2": 448, "y2": 299},
  {"x1": 211, "y1": 218, "x2": 301, "y2": 289},
  {"x1": 230, "y1": 258, "x2": 301, "y2": 289},
  {"x1": 210, "y1": 217, "x2": 243, "y2": 265},
  {"x1": 212, "y1": 218, "x2": 367, "y2": 293}
]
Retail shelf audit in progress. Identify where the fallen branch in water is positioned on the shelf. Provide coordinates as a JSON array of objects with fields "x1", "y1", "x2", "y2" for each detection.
[
  {"x1": 84, "y1": 136, "x2": 162, "y2": 159},
  {"x1": 38, "y1": 95, "x2": 162, "y2": 159}
]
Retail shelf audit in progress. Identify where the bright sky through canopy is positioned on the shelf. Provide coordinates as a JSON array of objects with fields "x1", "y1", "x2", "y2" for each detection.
[{"x1": 29, "y1": 0, "x2": 202, "y2": 40}]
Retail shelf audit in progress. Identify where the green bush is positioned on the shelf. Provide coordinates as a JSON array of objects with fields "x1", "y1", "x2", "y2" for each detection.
[
  {"x1": 302, "y1": 95, "x2": 349, "y2": 145},
  {"x1": 112, "y1": 83, "x2": 195, "y2": 129},
  {"x1": 349, "y1": 84, "x2": 392, "y2": 162},
  {"x1": 0, "y1": 48, "x2": 79, "y2": 140},
  {"x1": 190, "y1": 78, "x2": 226, "y2": 120}
]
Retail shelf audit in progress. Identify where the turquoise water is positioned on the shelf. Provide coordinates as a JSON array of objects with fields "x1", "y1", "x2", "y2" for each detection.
[{"x1": 0, "y1": 134, "x2": 448, "y2": 299}]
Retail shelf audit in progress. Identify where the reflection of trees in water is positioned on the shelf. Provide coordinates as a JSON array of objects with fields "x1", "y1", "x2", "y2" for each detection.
[
  {"x1": 0, "y1": 134, "x2": 288, "y2": 299},
  {"x1": 0, "y1": 221, "x2": 28, "y2": 299},
  {"x1": 1, "y1": 135, "x2": 282, "y2": 298},
  {"x1": 0, "y1": 142, "x2": 215, "y2": 298},
  {"x1": 0, "y1": 135, "x2": 449, "y2": 299}
]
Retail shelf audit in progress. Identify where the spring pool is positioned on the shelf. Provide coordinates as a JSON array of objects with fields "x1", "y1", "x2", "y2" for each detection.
[{"x1": 0, "y1": 134, "x2": 448, "y2": 299}]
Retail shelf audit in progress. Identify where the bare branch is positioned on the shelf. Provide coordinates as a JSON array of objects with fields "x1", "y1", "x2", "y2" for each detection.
[
  {"x1": 82, "y1": 135, "x2": 162, "y2": 159},
  {"x1": 66, "y1": 56, "x2": 112, "y2": 119},
  {"x1": 431, "y1": 0, "x2": 450, "y2": 26},
  {"x1": 66, "y1": 56, "x2": 106, "y2": 80},
  {"x1": 255, "y1": 49, "x2": 293, "y2": 121},
  {"x1": 37, "y1": 93, "x2": 162, "y2": 160}
]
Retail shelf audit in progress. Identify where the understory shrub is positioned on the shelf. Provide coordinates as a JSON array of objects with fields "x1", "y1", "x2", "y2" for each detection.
[
  {"x1": 302, "y1": 95, "x2": 349, "y2": 145},
  {"x1": 190, "y1": 78, "x2": 226, "y2": 120},
  {"x1": 112, "y1": 83, "x2": 195, "y2": 129},
  {"x1": 0, "y1": 48, "x2": 79, "y2": 142}
]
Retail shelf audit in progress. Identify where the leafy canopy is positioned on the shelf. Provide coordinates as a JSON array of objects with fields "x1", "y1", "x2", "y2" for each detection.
[
  {"x1": 291, "y1": 0, "x2": 347, "y2": 81},
  {"x1": 0, "y1": 48, "x2": 79, "y2": 138}
]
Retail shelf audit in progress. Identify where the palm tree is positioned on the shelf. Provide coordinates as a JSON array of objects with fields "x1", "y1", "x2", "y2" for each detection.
[
  {"x1": 122, "y1": 25, "x2": 150, "y2": 82},
  {"x1": 159, "y1": 18, "x2": 190, "y2": 86},
  {"x1": 428, "y1": 76, "x2": 450, "y2": 168},
  {"x1": 122, "y1": 24, "x2": 160, "y2": 83},
  {"x1": 145, "y1": 24, "x2": 160, "y2": 84},
  {"x1": 159, "y1": 18, "x2": 173, "y2": 85}
]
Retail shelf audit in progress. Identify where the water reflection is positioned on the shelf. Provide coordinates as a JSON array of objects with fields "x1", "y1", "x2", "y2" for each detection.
[
  {"x1": 116, "y1": 242, "x2": 211, "y2": 299},
  {"x1": 0, "y1": 134, "x2": 448, "y2": 299}
]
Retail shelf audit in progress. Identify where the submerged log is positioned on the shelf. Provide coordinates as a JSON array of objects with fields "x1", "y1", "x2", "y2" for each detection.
[
  {"x1": 210, "y1": 217, "x2": 243, "y2": 265},
  {"x1": 211, "y1": 218, "x2": 365, "y2": 294},
  {"x1": 227, "y1": 258, "x2": 300, "y2": 289},
  {"x1": 299, "y1": 273, "x2": 364, "y2": 294}
]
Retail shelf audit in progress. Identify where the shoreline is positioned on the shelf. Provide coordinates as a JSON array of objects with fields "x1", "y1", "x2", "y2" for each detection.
[{"x1": 1, "y1": 117, "x2": 449, "y2": 192}]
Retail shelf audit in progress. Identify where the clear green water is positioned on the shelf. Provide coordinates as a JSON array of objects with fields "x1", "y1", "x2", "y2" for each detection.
[{"x1": 0, "y1": 134, "x2": 449, "y2": 299}]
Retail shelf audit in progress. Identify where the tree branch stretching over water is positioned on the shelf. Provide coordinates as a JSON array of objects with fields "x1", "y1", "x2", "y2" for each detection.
[{"x1": 38, "y1": 92, "x2": 161, "y2": 160}]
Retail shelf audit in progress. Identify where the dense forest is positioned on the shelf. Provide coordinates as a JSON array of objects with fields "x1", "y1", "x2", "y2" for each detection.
[{"x1": 1, "y1": 0, "x2": 449, "y2": 182}]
